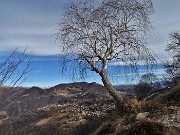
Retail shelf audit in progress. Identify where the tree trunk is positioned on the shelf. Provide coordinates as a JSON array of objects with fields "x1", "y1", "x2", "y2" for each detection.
[{"x1": 99, "y1": 70, "x2": 124, "y2": 109}]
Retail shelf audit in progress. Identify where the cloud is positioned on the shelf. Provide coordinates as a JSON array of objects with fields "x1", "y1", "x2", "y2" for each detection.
[
  {"x1": 111, "y1": 68, "x2": 166, "y2": 77},
  {"x1": 0, "y1": 0, "x2": 65, "y2": 56},
  {"x1": 147, "y1": 0, "x2": 180, "y2": 57},
  {"x1": 34, "y1": 70, "x2": 42, "y2": 74},
  {"x1": 108, "y1": 59, "x2": 156, "y2": 66},
  {"x1": 1, "y1": 0, "x2": 180, "y2": 58}
]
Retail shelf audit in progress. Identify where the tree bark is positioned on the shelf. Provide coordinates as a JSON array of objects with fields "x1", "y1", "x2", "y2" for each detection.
[{"x1": 99, "y1": 70, "x2": 124, "y2": 109}]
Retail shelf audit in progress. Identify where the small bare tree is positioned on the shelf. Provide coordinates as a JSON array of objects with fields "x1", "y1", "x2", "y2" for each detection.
[
  {"x1": 139, "y1": 73, "x2": 160, "y2": 89},
  {"x1": 56, "y1": 0, "x2": 156, "y2": 108},
  {"x1": 135, "y1": 73, "x2": 160, "y2": 99},
  {"x1": 165, "y1": 31, "x2": 180, "y2": 85},
  {"x1": 0, "y1": 48, "x2": 32, "y2": 87}
]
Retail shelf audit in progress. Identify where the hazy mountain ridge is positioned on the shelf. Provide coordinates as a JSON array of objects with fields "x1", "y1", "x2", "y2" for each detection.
[{"x1": 0, "y1": 82, "x2": 109, "y2": 117}]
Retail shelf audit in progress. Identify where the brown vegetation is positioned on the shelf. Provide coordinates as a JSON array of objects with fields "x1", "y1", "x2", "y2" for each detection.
[
  {"x1": 0, "y1": 83, "x2": 179, "y2": 135},
  {"x1": 92, "y1": 84, "x2": 180, "y2": 135}
]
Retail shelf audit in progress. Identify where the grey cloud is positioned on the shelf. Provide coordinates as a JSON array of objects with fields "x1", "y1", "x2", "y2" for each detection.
[
  {"x1": 1, "y1": 0, "x2": 180, "y2": 57},
  {"x1": 147, "y1": 0, "x2": 180, "y2": 57},
  {"x1": 0, "y1": 0, "x2": 65, "y2": 55}
]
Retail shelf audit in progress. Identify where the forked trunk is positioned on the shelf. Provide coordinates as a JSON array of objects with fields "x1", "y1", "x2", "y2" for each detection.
[{"x1": 99, "y1": 71, "x2": 124, "y2": 109}]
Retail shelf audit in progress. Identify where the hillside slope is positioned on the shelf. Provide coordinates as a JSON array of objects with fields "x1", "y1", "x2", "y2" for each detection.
[
  {"x1": 93, "y1": 84, "x2": 180, "y2": 135},
  {"x1": 0, "y1": 83, "x2": 179, "y2": 135}
]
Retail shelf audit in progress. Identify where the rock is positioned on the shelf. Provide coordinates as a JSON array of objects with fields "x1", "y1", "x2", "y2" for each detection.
[
  {"x1": 136, "y1": 112, "x2": 150, "y2": 120},
  {"x1": 0, "y1": 111, "x2": 8, "y2": 120},
  {"x1": 169, "y1": 106, "x2": 175, "y2": 110}
]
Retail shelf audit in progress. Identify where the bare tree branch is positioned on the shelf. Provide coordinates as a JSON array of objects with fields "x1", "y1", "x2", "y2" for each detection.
[
  {"x1": 0, "y1": 48, "x2": 32, "y2": 88},
  {"x1": 165, "y1": 31, "x2": 180, "y2": 85}
]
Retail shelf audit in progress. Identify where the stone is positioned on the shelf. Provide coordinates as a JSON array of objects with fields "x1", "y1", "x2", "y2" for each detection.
[{"x1": 136, "y1": 112, "x2": 150, "y2": 120}]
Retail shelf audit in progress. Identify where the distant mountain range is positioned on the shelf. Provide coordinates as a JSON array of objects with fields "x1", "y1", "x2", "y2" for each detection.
[
  {"x1": 0, "y1": 82, "x2": 109, "y2": 117},
  {"x1": 0, "y1": 81, "x2": 168, "y2": 117}
]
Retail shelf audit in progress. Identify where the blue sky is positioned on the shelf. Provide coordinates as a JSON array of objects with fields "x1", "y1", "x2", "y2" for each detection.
[{"x1": 0, "y1": 0, "x2": 180, "y2": 87}]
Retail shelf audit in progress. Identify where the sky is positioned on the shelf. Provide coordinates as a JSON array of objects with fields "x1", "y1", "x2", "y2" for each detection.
[
  {"x1": 147, "y1": 0, "x2": 180, "y2": 59},
  {"x1": 0, "y1": 0, "x2": 180, "y2": 87}
]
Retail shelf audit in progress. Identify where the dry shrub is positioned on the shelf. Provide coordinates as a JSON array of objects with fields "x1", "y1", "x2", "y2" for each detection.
[
  {"x1": 123, "y1": 96, "x2": 141, "y2": 114},
  {"x1": 92, "y1": 114, "x2": 135, "y2": 135},
  {"x1": 119, "y1": 120, "x2": 167, "y2": 135},
  {"x1": 91, "y1": 122, "x2": 114, "y2": 135},
  {"x1": 73, "y1": 109, "x2": 120, "y2": 135},
  {"x1": 73, "y1": 115, "x2": 110, "y2": 135}
]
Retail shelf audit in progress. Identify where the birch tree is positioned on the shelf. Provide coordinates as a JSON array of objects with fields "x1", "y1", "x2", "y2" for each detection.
[{"x1": 56, "y1": 0, "x2": 155, "y2": 109}]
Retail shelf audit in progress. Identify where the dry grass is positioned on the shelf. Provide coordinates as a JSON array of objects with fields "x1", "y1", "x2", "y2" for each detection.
[
  {"x1": 119, "y1": 120, "x2": 168, "y2": 135},
  {"x1": 48, "y1": 112, "x2": 70, "y2": 123},
  {"x1": 35, "y1": 117, "x2": 52, "y2": 126}
]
